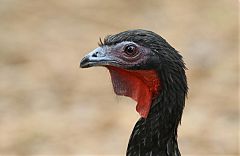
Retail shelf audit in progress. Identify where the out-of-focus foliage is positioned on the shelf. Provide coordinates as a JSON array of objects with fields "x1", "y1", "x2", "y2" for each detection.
[{"x1": 0, "y1": 0, "x2": 238, "y2": 155}]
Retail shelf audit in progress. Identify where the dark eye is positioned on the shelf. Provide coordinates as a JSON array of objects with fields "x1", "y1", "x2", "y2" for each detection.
[{"x1": 124, "y1": 45, "x2": 137, "y2": 56}]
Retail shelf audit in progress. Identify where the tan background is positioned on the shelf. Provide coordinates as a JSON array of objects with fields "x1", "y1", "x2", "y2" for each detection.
[{"x1": 0, "y1": 0, "x2": 238, "y2": 155}]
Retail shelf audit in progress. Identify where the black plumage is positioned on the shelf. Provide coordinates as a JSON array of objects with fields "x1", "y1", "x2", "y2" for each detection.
[{"x1": 80, "y1": 29, "x2": 188, "y2": 156}]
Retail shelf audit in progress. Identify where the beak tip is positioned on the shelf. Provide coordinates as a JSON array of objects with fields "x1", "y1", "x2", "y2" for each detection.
[{"x1": 80, "y1": 57, "x2": 88, "y2": 68}]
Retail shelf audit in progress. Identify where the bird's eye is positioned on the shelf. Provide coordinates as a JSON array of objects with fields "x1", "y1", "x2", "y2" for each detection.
[{"x1": 124, "y1": 45, "x2": 138, "y2": 56}]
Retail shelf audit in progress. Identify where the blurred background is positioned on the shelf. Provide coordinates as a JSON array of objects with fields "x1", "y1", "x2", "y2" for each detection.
[{"x1": 0, "y1": 0, "x2": 238, "y2": 155}]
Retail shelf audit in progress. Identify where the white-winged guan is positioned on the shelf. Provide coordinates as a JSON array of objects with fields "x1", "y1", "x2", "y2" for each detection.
[{"x1": 80, "y1": 29, "x2": 188, "y2": 156}]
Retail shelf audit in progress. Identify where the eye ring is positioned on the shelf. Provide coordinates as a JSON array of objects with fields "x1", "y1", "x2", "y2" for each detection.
[{"x1": 124, "y1": 45, "x2": 138, "y2": 56}]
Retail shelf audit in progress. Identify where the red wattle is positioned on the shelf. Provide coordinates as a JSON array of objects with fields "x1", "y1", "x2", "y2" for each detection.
[{"x1": 107, "y1": 66, "x2": 160, "y2": 118}]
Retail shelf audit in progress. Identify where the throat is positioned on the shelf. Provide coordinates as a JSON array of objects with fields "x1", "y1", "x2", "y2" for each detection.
[{"x1": 106, "y1": 66, "x2": 160, "y2": 118}]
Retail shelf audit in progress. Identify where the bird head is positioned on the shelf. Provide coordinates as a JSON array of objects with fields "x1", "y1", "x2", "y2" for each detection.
[{"x1": 80, "y1": 29, "x2": 187, "y2": 118}]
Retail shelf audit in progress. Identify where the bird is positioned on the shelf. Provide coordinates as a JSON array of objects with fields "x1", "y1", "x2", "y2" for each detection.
[{"x1": 80, "y1": 29, "x2": 188, "y2": 156}]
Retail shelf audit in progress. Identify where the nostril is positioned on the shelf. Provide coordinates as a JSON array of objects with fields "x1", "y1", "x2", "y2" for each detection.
[{"x1": 92, "y1": 51, "x2": 99, "y2": 57}]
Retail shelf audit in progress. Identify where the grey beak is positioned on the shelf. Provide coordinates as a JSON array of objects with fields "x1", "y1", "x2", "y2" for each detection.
[{"x1": 80, "y1": 47, "x2": 115, "y2": 68}]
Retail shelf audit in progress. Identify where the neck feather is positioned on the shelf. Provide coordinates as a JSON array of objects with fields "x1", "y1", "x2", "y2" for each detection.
[{"x1": 127, "y1": 99, "x2": 181, "y2": 156}]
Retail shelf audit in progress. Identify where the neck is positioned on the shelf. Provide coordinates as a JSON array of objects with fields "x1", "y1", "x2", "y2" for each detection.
[
  {"x1": 125, "y1": 53, "x2": 187, "y2": 155},
  {"x1": 127, "y1": 74, "x2": 186, "y2": 156}
]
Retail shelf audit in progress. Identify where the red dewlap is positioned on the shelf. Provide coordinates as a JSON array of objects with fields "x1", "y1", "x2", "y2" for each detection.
[{"x1": 107, "y1": 66, "x2": 160, "y2": 118}]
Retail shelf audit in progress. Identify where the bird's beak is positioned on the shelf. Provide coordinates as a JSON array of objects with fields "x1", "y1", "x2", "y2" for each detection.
[{"x1": 80, "y1": 47, "x2": 116, "y2": 68}]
